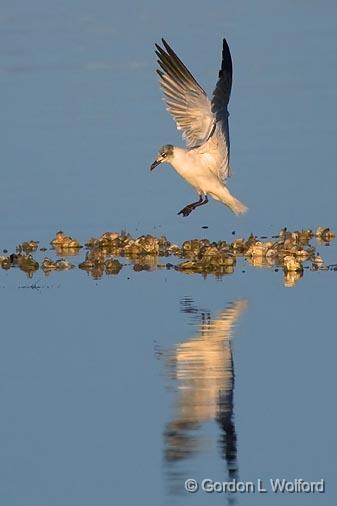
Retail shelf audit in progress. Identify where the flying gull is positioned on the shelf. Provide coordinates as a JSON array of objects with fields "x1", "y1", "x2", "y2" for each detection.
[{"x1": 150, "y1": 38, "x2": 247, "y2": 217}]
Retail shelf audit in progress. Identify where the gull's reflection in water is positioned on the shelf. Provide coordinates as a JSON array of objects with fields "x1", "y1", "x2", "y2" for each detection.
[{"x1": 163, "y1": 298, "x2": 248, "y2": 496}]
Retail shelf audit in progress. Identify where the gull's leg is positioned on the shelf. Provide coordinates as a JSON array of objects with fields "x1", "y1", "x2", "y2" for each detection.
[
  {"x1": 178, "y1": 195, "x2": 208, "y2": 217},
  {"x1": 178, "y1": 195, "x2": 203, "y2": 217}
]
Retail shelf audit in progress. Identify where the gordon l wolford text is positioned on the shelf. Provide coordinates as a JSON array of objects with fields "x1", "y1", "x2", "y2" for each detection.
[{"x1": 201, "y1": 478, "x2": 325, "y2": 494}]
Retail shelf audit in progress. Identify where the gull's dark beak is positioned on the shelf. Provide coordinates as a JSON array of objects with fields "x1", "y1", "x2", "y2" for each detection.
[{"x1": 150, "y1": 158, "x2": 162, "y2": 171}]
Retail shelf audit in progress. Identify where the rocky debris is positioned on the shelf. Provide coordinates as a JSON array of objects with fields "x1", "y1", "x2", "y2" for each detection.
[
  {"x1": 41, "y1": 258, "x2": 74, "y2": 272},
  {"x1": 50, "y1": 230, "x2": 82, "y2": 251},
  {"x1": 315, "y1": 227, "x2": 335, "y2": 242},
  {"x1": 16, "y1": 240, "x2": 39, "y2": 253},
  {"x1": 0, "y1": 226, "x2": 335, "y2": 286},
  {"x1": 3, "y1": 253, "x2": 40, "y2": 276}
]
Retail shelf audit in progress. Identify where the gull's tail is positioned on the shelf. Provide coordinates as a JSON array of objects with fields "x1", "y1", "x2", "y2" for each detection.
[{"x1": 210, "y1": 187, "x2": 248, "y2": 215}]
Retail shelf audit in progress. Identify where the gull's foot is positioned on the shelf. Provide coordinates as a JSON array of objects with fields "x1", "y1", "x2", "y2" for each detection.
[
  {"x1": 178, "y1": 205, "x2": 194, "y2": 217},
  {"x1": 177, "y1": 195, "x2": 208, "y2": 217}
]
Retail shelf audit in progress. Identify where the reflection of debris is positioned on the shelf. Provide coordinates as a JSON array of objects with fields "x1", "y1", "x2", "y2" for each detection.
[
  {"x1": 312, "y1": 255, "x2": 324, "y2": 269},
  {"x1": 176, "y1": 255, "x2": 235, "y2": 276},
  {"x1": 283, "y1": 270, "x2": 303, "y2": 288},
  {"x1": 105, "y1": 259, "x2": 123, "y2": 275},
  {"x1": 283, "y1": 255, "x2": 304, "y2": 273},
  {"x1": 282, "y1": 256, "x2": 304, "y2": 288},
  {"x1": 79, "y1": 251, "x2": 123, "y2": 279}
]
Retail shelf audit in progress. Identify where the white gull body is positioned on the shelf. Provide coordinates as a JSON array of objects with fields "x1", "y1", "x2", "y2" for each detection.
[{"x1": 150, "y1": 38, "x2": 247, "y2": 217}]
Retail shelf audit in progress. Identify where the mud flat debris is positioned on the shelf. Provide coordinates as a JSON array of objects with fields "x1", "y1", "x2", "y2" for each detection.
[
  {"x1": 0, "y1": 227, "x2": 336, "y2": 285},
  {"x1": 81, "y1": 226, "x2": 334, "y2": 283},
  {"x1": 1, "y1": 253, "x2": 40, "y2": 277},
  {"x1": 16, "y1": 240, "x2": 39, "y2": 253},
  {"x1": 85, "y1": 232, "x2": 120, "y2": 249},
  {"x1": 12, "y1": 253, "x2": 39, "y2": 274},
  {"x1": 315, "y1": 226, "x2": 335, "y2": 242},
  {"x1": 176, "y1": 242, "x2": 236, "y2": 276},
  {"x1": 245, "y1": 241, "x2": 274, "y2": 258},
  {"x1": 85, "y1": 232, "x2": 172, "y2": 257},
  {"x1": 42, "y1": 258, "x2": 75, "y2": 273},
  {"x1": 242, "y1": 229, "x2": 317, "y2": 269},
  {"x1": 51, "y1": 231, "x2": 82, "y2": 255},
  {"x1": 283, "y1": 270, "x2": 303, "y2": 288},
  {"x1": 0, "y1": 255, "x2": 11, "y2": 269}
]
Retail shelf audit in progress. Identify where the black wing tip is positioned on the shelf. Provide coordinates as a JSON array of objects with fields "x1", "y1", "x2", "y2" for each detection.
[
  {"x1": 157, "y1": 37, "x2": 229, "y2": 55},
  {"x1": 220, "y1": 37, "x2": 232, "y2": 74},
  {"x1": 154, "y1": 38, "x2": 170, "y2": 51},
  {"x1": 161, "y1": 38, "x2": 170, "y2": 50},
  {"x1": 222, "y1": 38, "x2": 232, "y2": 58}
]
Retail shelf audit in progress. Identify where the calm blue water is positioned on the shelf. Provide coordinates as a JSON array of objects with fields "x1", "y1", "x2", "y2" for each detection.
[{"x1": 0, "y1": 1, "x2": 337, "y2": 505}]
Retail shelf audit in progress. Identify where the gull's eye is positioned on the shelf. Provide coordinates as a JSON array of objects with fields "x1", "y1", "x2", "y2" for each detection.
[{"x1": 161, "y1": 152, "x2": 167, "y2": 158}]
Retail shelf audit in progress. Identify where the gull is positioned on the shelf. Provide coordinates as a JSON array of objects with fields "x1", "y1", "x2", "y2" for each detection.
[{"x1": 150, "y1": 38, "x2": 248, "y2": 217}]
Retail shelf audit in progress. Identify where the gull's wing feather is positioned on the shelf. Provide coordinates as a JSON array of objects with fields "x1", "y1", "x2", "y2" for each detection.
[
  {"x1": 156, "y1": 39, "x2": 215, "y2": 148},
  {"x1": 211, "y1": 38, "x2": 233, "y2": 180},
  {"x1": 212, "y1": 38, "x2": 233, "y2": 113},
  {"x1": 211, "y1": 38, "x2": 232, "y2": 152}
]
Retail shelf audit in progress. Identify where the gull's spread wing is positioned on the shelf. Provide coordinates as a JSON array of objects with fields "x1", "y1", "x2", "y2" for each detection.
[{"x1": 155, "y1": 39, "x2": 214, "y2": 148}]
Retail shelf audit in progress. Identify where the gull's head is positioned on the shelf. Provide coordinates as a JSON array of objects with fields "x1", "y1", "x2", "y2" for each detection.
[{"x1": 150, "y1": 144, "x2": 174, "y2": 171}]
